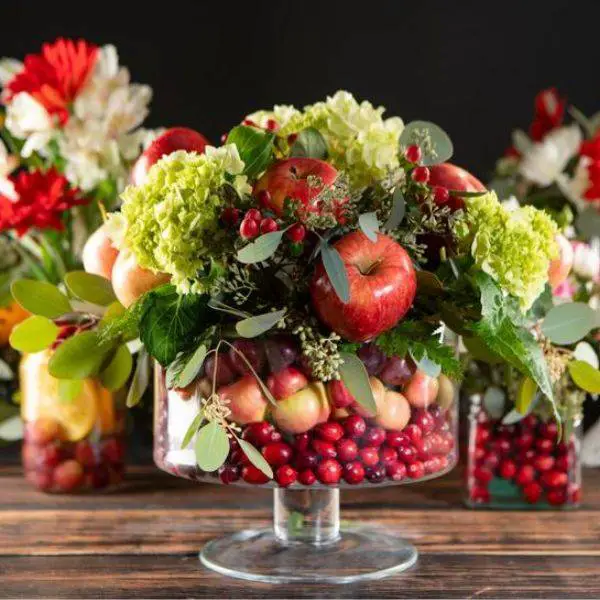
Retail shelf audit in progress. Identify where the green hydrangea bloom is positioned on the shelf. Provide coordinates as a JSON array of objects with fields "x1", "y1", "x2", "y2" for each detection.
[
  {"x1": 455, "y1": 192, "x2": 558, "y2": 310},
  {"x1": 121, "y1": 146, "x2": 242, "y2": 294}
]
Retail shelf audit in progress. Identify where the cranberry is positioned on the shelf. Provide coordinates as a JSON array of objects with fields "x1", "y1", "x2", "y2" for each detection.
[
  {"x1": 519, "y1": 449, "x2": 537, "y2": 465},
  {"x1": 315, "y1": 422, "x2": 345, "y2": 443},
  {"x1": 27, "y1": 418, "x2": 62, "y2": 445},
  {"x1": 26, "y1": 470, "x2": 53, "y2": 491},
  {"x1": 469, "y1": 485, "x2": 490, "y2": 504},
  {"x1": 358, "y1": 446, "x2": 379, "y2": 467},
  {"x1": 336, "y1": 438, "x2": 358, "y2": 462},
  {"x1": 386, "y1": 430, "x2": 410, "y2": 448},
  {"x1": 567, "y1": 483, "x2": 581, "y2": 504},
  {"x1": 311, "y1": 439, "x2": 337, "y2": 459},
  {"x1": 239, "y1": 217, "x2": 259, "y2": 239},
  {"x1": 538, "y1": 422, "x2": 559, "y2": 440},
  {"x1": 269, "y1": 430, "x2": 283, "y2": 443},
  {"x1": 246, "y1": 208, "x2": 262, "y2": 222},
  {"x1": 428, "y1": 404, "x2": 446, "y2": 428},
  {"x1": 380, "y1": 446, "x2": 398, "y2": 467},
  {"x1": 515, "y1": 432, "x2": 534, "y2": 451},
  {"x1": 294, "y1": 450, "x2": 319, "y2": 470},
  {"x1": 523, "y1": 481, "x2": 543, "y2": 504},
  {"x1": 276, "y1": 465, "x2": 298, "y2": 487},
  {"x1": 317, "y1": 459, "x2": 342, "y2": 485},
  {"x1": 343, "y1": 461, "x2": 365, "y2": 485},
  {"x1": 521, "y1": 414, "x2": 538, "y2": 429},
  {"x1": 219, "y1": 464, "x2": 240, "y2": 484},
  {"x1": 424, "y1": 457, "x2": 443, "y2": 474},
  {"x1": 492, "y1": 438, "x2": 511, "y2": 455},
  {"x1": 37, "y1": 444, "x2": 63, "y2": 470},
  {"x1": 475, "y1": 427, "x2": 490, "y2": 446},
  {"x1": 241, "y1": 464, "x2": 269, "y2": 484},
  {"x1": 547, "y1": 489, "x2": 567, "y2": 506},
  {"x1": 473, "y1": 447, "x2": 486, "y2": 461},
  {"x1": 481, "y1": 451, "x2": 500, "y2": 471},
  {"x1": 89, "y1": 465, "x2": 111, "y2": 489},
  {"x1": 366, "y1": 464, "x2": 386, "y2": 483},
  {"x1": 230, "y1": 448, "x2": 250, "y2": 465},
  {"x1": 407, "y1": 461, "x2": 425, "y2": 479},
  {"x1": 362, "y1": 427, "x2": 386, "y2": 447},
  {"x1": 499, "y1": 459, "x2": 517, "y2": 480},
  {"x1": 397, "y1": 444, "x2": 419, "y2": 465},
  {"x1": 357, "y1": 343, "x2": 386, "y2": 375},
  {"x1": 532, "y1": 454, "x2": 555, "y2": 472},
  {"x1": 242, "y1": 422, "x2": 274, "y2": 447},
  {"x1": 53, "y1": 460, "x2": 84, "y2": 492},
  {"x1": 204, "y1": 353, "x2": 236, "y2": 386},
  {"x1": 555, "y1": 455, "x2": 571, "y2": 472},
  {"x1": 473, "y1": 466, "x2": 494, "y2": 484},
  {"x1": 412, "y1": 410, "x2": 435, "y2": 435},
  {"x1": 74, "y1": 441, "x2": 96, "y2": 468},
  {"x1": 515, "y1": 465, "x2": 535, "y2": 487},
  {"x1": 294, "y1": 432, "x2": 311, "y2": 452},
  {"x1": 403, "y1": 424, "x2": 422, "y2": 446},
  {"x1": 432, "y1": 186, "x2": 450, "y2": 204},
  {"x1": 287, "y1": 223, "x2": 306, "y2": 243},
  {"x1": 228, "y1": 340, "x2": 266, "y2": 375},
  {"x1": 541, "y1": 470, "x2": 568, "y2": 489},
  {"x1": 417, "y1": 436, "x2": 435, "y2": 461},
  {"x1": 404, "y1": 144, "x2": 422, "y2": 164},
  {"x1": 262, "y1": 442, "x2": 292, "y2": 467},
  {"x1": 411, "y1": 166, "x2": 430, "y2": 184},
  {"x1": 437, "y1": 456, "x2": 449, "y2": 471},
  {"x1": 343, "y1": 415, "x2": 366, "y2": 438},
  {"x1": 298, "y1": 469, "x2": 316, "y2": 486},
  {"x1": 101, "y1": 438, "x2": 125, "y2": 465},
  {"x1": 387, "y1": 461, "x2": 407, "y2": 481},
  {"x1": 260, "y1": 217, "x2": 278, "y2": 234},
  {"x1": 495, "y1": 424, "x2": 516, "y2": 439},
  {"x1": 438, "y1": 431, "x2": 455, "y2": 455},
  {"x1": 555, "y1": 442, "x2": 569, "y2": 455}
]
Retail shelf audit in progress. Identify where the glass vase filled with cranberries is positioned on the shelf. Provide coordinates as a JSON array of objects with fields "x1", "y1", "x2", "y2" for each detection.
[{"x1": 20, "y1": 350, "x2": 126, "y2": 493}]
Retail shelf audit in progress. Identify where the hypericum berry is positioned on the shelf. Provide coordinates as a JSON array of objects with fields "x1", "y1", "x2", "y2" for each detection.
[
  {"x1": 365, "y1": 464, "x2": 386, "y2": 483},
  {"x1": 386, "y1": 461, "x2": 407, "y2": 481},
  {"x1": 343, "y1": 461, "x2": 365, "y2": 485},
  {"x1": 275, "y1": 465, "x2": 297, "y2": 487},
  {"x1": 523, "y1": 481, "x2": 543, "y2": 504},
  {"x1": 358, "y1": 446, "x2": 379, "y2": 467},
  {"x1": 315, "y1": 422, "x2": 345, "y2": 443},
  {"x1": 221, "y1": 207, "x2": 240, "y2": 226},
  {"x1": 317, "y1": 459, "x2": 342, "y2": 485},
  {"x1": 404, "y1": 144, "x2": 422, "y2": 164},
  {"x1": 260, "y1": 217, "x2": 278, "y2": 234},
  {"x1": 540, "y1": 470, "x2": 568, "y2": 489},
  {"x1": 241, "y1": 464, "x2": 269, "y2": 484},
  {"x1": 515, "y1": 465, "x2": 535, "y2": 486},
  {"x1": 343, "y1": 415, "x2": 366, "y2": 438},
  {"x1": 336, "y1": 438, "x2": 359, "y2": 462},
  {"x1": 406, "y1": 461, "x2": 425, "y2": 479},
  {"x1": 294, "y1": 450, "x2": 319, "y2": 470},
  {"x1": 261, "y1": 442, "x2": 293, "y2": 467},
  {"x1": 257, "y1": 190, "x2": 272, "y2": 209},
  {"x1": 499, "y1": 459, "x2": 517, "y2": 480},
  {"x1": 287, "y1": 223, "x2": 306, "y2": 243},
  {"x1": 362, "y1": 427, "x2": 386, "y2": 447},
  {"x1": 411, "y1": 166, "x2": 430, "y2": 184},
  {"x1": 432, "y1": 186, "x2": 450, "y2": 204},
  {"x1": 240, "y1": 217, "x2": 259, "y2": 240},
  {"x1": 219, "y1": 464, "x2": 240, "y2": 484},
  {"x1": 246, "y1": 208, "x2": 262, "y2": 222},
  {"x1": 298, "y1": 468, "x2": 316, "y2": 486}
]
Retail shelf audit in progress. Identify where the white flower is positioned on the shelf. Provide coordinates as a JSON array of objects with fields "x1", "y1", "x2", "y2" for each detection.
[
  {"x1": 233, "y1": 175, "x2": 252, "y2": 196},
  {"x1": 245, "y1": 105, "x2": 300, "y2": 130},
  {"x1": 105, "y1": 212, "x2": 127, "y2": 250},
  {"x1": 518, "y1": 125, "x2": 581, "y2": 187},
  {"x1": 0, "y1": 140, "x2": 17, "y2": 200},
  {"x1": 501, "y1": 196, "x2": 521, "y2": 212},
  {"x1": 572, "y1": 239, "x2": 600, "y2": 280},
  {"x1": 205, "y1": 144, "x2": 245, "y2": 175},
  {"x1": 5, "y1": 92, "x2": 54, "y2": 156},
  {"x1": 0, "y1": 58, "x2": 23, "y2": 87}
]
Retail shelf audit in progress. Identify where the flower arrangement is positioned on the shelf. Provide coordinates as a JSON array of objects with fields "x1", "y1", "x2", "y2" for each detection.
[{"x1": 9, "y1": 90, "x2": 570, "y2": 490}]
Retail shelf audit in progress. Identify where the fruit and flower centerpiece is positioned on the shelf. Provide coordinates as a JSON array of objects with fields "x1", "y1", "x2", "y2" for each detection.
[
  {"x1": 463, "y1": 88, "x2": 600, "y2": 509},
  {"x1": 10, "y1": 90, "x2": 564, "y2": 580},
  {"x1": 0, "y1": 37, "x2": 159, "y2": 490}
]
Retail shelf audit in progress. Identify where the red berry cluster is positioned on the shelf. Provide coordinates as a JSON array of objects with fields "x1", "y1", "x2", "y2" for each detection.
[
  {"x1": 468, "y1": 412, "x2": 580, "y2": 507},
  {"x1": 238, "y1": 208, "x2": 279, "y2": 240},
  {"x1": 22, "y1": 418, "x2": 125, "y2": 493}
]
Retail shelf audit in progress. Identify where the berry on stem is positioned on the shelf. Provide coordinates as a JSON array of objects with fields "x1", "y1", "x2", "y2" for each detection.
[
  {"x1": 287, "y1": 223, "x2": 306, "y2": 243},
  {"x1": 411, "y1": 166, "x2": 430, "y2": 184},
  {"x1": 405, "y1": 144, "x2": 422, "y2": 164}
]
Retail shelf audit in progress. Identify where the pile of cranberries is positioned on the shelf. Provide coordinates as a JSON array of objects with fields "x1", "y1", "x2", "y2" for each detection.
[
  {"x1": 467, "y1": 411, "x2": 581, "y2": 507},
  {"x1": 22, "y1": 418, "x2": 126, "y2": 493}
]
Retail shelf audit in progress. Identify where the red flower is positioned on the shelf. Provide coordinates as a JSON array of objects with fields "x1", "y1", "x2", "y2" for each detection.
[
  {"x1": 528, "y1": 88, "x2": 566, "y2": 141},
  {"x1": 5, "y1": 38, "x2": 98, "y2": 126},
  {"x1": 580, "y1": 133, "x2": 600, "y2": 204},
  {"x1": 0, "y1": 168, "x2": 88, "y2": 236}
]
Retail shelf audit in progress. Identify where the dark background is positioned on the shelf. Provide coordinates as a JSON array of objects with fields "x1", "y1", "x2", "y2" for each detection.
[{"x1": 3, "y1": 1, "x2": 600, "y2": 180}]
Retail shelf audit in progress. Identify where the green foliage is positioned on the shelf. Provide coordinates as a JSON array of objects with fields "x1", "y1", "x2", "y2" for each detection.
[
  {"x1": 97, "y1": 300, "x2": 144, "y2": 346},
  {"x1": 339, "y1": 352, "x2": 377, "y2": 415},
  {"x1": 48, "y1": 331, "x2": 112, "y2": 380},
  {"x1": 11, "y1": 279, "x2": 71, "y2": 318},
  {"x1": 399, "y1": 121, "x2": 453, "y2": 166},
  {"x1": 236, "y1": 309, "x2": 286, "y2": 338},
  {"x1": 320, "y1": 241, "x2": 350, "y2": 303},
  {"x1": 226, "y1": 125, "x2": 274, "y2": 178},
  {"x1": 195, "y1": 420, "x2": 230, "y2": 472},
  {"x1": 10, "y1": 316, "x2": 58, "y2": 353},
  {"x1": 290, "y1": 127, "x2": 328, "y2": 159},
  {"x1": 64, "y1": 271, "x2": 116, "y2": 306},
  {"x1": 237, "y1": 230, "x2": 284, "y2": 264}
]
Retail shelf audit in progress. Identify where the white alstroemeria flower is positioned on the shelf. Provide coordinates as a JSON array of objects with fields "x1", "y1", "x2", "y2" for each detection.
[
  {"x1": 0, "y1": 58, "x2": 23, "y2": 87},
  {"x1": 5, "y1": 92, "x2": 54, "y2": 156},
  {"x1": 0, "y1": 140, "x2": 18, "y2": 200},
  {"x1": 518, "y1": 125, "x2": 582, "y2": 187},
  {"x1": 572, "y1": 239, "x2": 600, "y2": 281}
]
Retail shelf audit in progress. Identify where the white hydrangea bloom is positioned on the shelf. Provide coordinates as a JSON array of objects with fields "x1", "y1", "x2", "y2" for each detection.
[
  {"x1": 205, "y1": 144, "x2": 245, "y2": 175},
  {"x1": 245, "y1": 104, "x2": 300, "y2": 129}
]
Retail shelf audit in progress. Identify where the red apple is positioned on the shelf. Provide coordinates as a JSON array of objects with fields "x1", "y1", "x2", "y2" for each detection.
[
  {"x1": 130, "y1": 127, "x2": 210, "y2": 186},
  {"x1": 82, "y1": 223, "x2": 119, "y2": 280},
  {"x1": 272, "y1": 382, "x2": 328, "y2": 434},
  {"x1": 218, "y1": 375, "x2": 268, "y2": 425},
  {"x1": 267, "y1": 366, "x2": 308, "y2": 401},
  {"x1": 374, "y1": 390, "x2": 411, "y2": 431},
  {"x1": 310, "y1": 231, "x2": 416, "y2": 342},
  {"x1": 253, "y1": 158, "x2": 339, "y2": 216},
  {"x1": 428, "y1": 163, "x2": 486, "y2": 210},
  {"x1": 404, "y1": 371, "x2": 439, "y2": 408},
  {"x1": 548, "y1": 234, "x2": 573, "y2": 289}
]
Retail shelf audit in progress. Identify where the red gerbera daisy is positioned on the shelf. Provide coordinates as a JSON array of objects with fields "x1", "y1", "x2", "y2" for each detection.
[
  {"x1": 528, "y1": 88, "x2": 566, "y2": 142},
  {"x1": 0, "y1": 168, "x2": 88, "y2": 236},
  {"x1": 580, "y1": 133, "x2": 600, "y2": 204},
  {"x1": 5, "y1": 38, "x2": 99, "y2": 126}
]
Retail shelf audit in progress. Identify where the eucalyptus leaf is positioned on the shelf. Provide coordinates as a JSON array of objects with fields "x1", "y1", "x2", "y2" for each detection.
[
  {"x1": 358, "y1": 212, "x2": 379, "y2": 242},
  {"x1": 574, "y1": 341, "x2": 599, "y2": 369},
  {"x1": 126, "y1": 348, "x2": 150, "y2": 407},
  {"x1": 58, "y1": 379, "x2": 83, "y2": 403},
  {"x1": 238, "y1": 438, "x2": 273, "y2": 478},
  {"x1": 11, "y1": 279, "x2": 71, "y2": 318},
  {"x1": 64, "y1": 271, "x2": 116, "y2": 306},
  {"x1": 181, "y1": 413, "x2": 203, "y2": 449},
  {"x1": 383, "y1": 187, "x2": 406, "y2": 230},
  {"x1": 541, "y1": 302, "x2": 597, "y2": 345},
  {"x1": 320, "y1": 242, "x2": 350, "y2": 304},
  {"x1": 483, "y1": 386, "x2": 505, "y2": 419},
  {"x1": 410, "y1": 350, "x2": 441, "y2": 378},
  {"x1": 568, "y1": 360, "x2": 600, "y2": 394},
  {"x1": 100, "y1": 344, "x2": 133, "y2": 391},
  {"x1": 339, "y1": 352, "x2": 377, "y2": 416},
  {"x1": 237, "y1": 230, "x2": 284, "y2": 264},
  {"x1": 290, "y1": 127, "x2": 328, "y2": 159},
  {"x1": 400, "y1": 121, "x2": 453, "y2": 166},
  {"x1": 236, "y1": 309, "x2": 286, "y2": 338},
  {"x1": 49, "y1": 331, "x2": 112, "y2": 379},
  {"x1": 226, "y1": 125, "x2": 274, "y2": 178},
  {"x1": 0, "y1": 415, "x2": 23, "y2": 441},
  {"x1": 10, "y1": 315, "x2": 59, "y2": 353},
  {"x1": 175, "y1": 344, "x2": 208, "y2": 388},
  {"x1": 194, "y1": 420, "x2": 230, "y2": 472}
]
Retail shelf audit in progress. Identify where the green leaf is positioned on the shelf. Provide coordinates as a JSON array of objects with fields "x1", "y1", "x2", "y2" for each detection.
[
  {"x1": 410, "y1": 350, "x2": 441, "y2": 378},
  {"x1": 290, "y1": 127, "x2": 328, "y2": 159},
  {"x1": 358, "y1": 212, "x2": 379, "y2": 242},
  {"x1": 64, "y1": 271, "x2": 116, "y2": 306},
  {"x1": 48, "y1": 331, "x2": 112, "y2": 380},
  {"x1": 236, "y1": 309, "x2": 286, "y2": 338},
  {"x1": 541, "y1": 302, "x2": 597, "y2": 345},
  {"x1": 516, "y1": 377, "x2": 537, "y2": 414},
  {"x1": 11, "y1": 279, "x2": 71, "y2": 318},
  {"x1": 383, "y1": 187, "x2": 406, "y2": 231},
  {"x1": 238, "y1": 438, "x2": 273, "y2": 479},
  {"x1": 237, "y1": 230, "x2": 284, "y2": 264},
  {"x1": 483, "y1": 386, "x2": 505, "y2": 419},
  {"x1": 10, "y1": 315, "x2": 59, "y2": 353},
  {"x1": 174, "y1": 344, "x2": 208, "y2": 388},
  {"x1": 573, "y1": 341, "x2": 599, "y2": 369},
  {"x1": 58, "y1": 379, "x2": 83, "y2": 403},
  {"x1": 568, "y1": 360, "x2": 600, "y2": 393},
  {"x1": 320, "y1": 241, "x2": 350, "y2": 304},
  {"x1": 575, "y1": 207, "x2": 600, "y2": 241},
  {"x1": 181, "y1": 413, "x2": 203, "y2": 449},
  {"x1": 139, "y1": 285, "x2": 211, "y2": 366},
  {"x1": 400, "y1": 121, "x2": 453, "y2": 166},
  {"x1": 339, "y1": 352, "x2": 377, "y2": 416},
  {"x1": 226, "y1": 125, "x2": 274, "y2": 178},
  {"x1": 126, "y1": 349, "x2": 150, "y2": 407},
  {"x1": 100, "y1": 344, "x2": 133, "y2": 391},
  {"x1": 415, "y1": 271, "x2": 444, "y2": 296},
  {"x1": 195, "y1": 421, "x2": 230, "y2": 472}
]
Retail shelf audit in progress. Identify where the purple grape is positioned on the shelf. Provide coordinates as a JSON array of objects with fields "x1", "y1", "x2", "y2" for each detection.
[
  {"x1": 228, "y1": 340, "x2": 266, "y2": 375},
  {"x1": 357, "y1": 343, "x2": 386, "y2": 375},
  {"x1": 264, "y1": 335, "x2": 299, "y2": 373}
]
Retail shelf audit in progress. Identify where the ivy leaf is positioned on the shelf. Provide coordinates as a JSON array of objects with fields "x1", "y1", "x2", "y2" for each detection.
[
  {"x1": 320, "y1": 241, "x2": 350, "y2": 304},
  {"x1": 290, "y1": 127, "x2": 327, "y2": 159},
  {"x1": 194, "y1": 421, "x2": 230, "y2": 472},
  {"x1": 10, "y1": 315, "x2": 58, "y2": 353},
  {"x1": 358, "y1": 212, "x2": 379, "y2": 242},
  {"x1": 238, "y1": 438, "x2": 273, "y2": 479},
  {"x1": 58, "y1": 379, "x2": 83, "y2": 403},
  {"x1": 568, "y1": 360, "x2": 600, "y2": 394},
  {"x1": 541, "y1": 302, "x2": 597, "y2": 345},
  {"x1": 237, "y1": 230, "x2": 284, "y2": 264},
  {"x1": 383, "y1": 187, "x2": 406, "y2": 231},
  {"x1": 181, "y1": 413, "x2": 204, "y2": 449},
  {"x1": 11, "y1": 279, "x2": 71, "y2": 318},
  {"x1": 174, "y1": 344, "x2": 208, "y2": 389},
  {"x1": 400, "y1": 121, "x2": 453, "y2": 166},
  {"x1": 339, "y1": 352, "x2": 377, "y2": 416},
  {"x1": 64, "y1": 271, "x2": 116, "y2": 306},
  {"x1": 226, "y1": 125, "x2": 274, "y2": 178},
  {"x1": 126, "y1": 348, "x2": 151, "y2": 407},
  {"x1": 100, "y1": 344, "x2": 133, "y2": 391},
  {"x1": 48, "y1": 331, "x2": 112, "y2": 380},
  {"x1": 236, "y1": 309, "x2": 286, "y2": 338}
]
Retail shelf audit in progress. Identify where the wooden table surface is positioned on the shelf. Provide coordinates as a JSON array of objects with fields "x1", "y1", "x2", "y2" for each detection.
[{"x1": 1, "y1": 463, "x2": 599, "y2": 599}]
